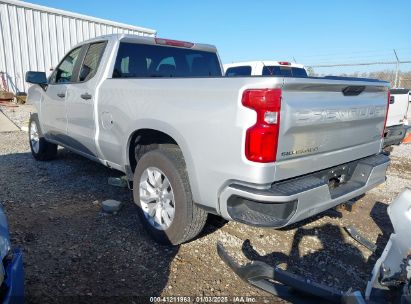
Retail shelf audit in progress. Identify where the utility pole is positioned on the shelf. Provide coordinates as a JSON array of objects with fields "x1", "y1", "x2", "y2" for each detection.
[{"x1": 393, "y1": 49, "x2": 399, "y2": 88}]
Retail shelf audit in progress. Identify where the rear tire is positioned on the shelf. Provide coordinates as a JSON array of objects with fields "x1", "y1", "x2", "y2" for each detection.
[
  {"x1": 133, "y1": 146, "x2": 207, "y2": 245},
  {"x1": 29, "y1": 114, "x2": 57, "y2": 161}
]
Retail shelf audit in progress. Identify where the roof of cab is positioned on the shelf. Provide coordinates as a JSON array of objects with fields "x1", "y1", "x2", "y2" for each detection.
[
  {"x1": 75, "y1": 34, "x2": 218, "y2": 53},
  {"x1": 224, "y1": 60, "x2": 306, "y2": 69}
]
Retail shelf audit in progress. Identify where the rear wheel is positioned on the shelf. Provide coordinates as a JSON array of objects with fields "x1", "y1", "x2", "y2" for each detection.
[
  {"x1": 133, "y1": 146, "x2": 207, "y2": 245},
  {"x1": 29, "y1": 114, "x2": 57, "y2": 161}
]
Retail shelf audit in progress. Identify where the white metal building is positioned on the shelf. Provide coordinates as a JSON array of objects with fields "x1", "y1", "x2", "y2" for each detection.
[{"x1": 0, "y1": 0, "x2": 156, "y2": 93}]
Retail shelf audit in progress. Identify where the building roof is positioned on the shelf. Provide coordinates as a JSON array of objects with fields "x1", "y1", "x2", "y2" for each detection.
[{"x1": 0, "y1": 0, "x2": 156, "y2": 35}]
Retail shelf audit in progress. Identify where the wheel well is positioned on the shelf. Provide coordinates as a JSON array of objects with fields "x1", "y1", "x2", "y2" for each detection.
[{"x1": 128, "y1": 129, "x2": 178, "y2": 172}]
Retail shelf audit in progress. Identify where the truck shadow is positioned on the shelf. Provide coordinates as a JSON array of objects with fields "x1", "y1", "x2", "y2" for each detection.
[
  {"x1": 367, "y1": 200, "x2": 394, "y2": 271},
  {"x1": 0, "y1": 147, "x2": 190, "y2": 302}
]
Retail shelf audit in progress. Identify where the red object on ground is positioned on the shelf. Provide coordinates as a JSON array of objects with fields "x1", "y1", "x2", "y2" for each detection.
[
  {"x1": 0, "y1": 101, "x2": 18, "y2": 107},
  {"x1": 403, "y1": 132, "x2": 411, "y2": 144}
]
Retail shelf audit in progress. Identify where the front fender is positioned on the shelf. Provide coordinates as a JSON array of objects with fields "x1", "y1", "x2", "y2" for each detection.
[{"x1": 26, "y1": 85, "x2": 43, "y2": 115}]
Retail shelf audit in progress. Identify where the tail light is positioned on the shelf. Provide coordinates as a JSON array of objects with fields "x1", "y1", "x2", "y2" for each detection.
[
  {"x1": 278, "y1": 61, "x2": 291, "y2": 66},
  {"x1": 242, "y1": 89, "x2": 282, "y2": 163},
  {"x1": 382, "y1": 91, "x2": 390, "y2": 138},
  {"x1": 155, "y1": 38, "x2": 194, "y2": 48}
]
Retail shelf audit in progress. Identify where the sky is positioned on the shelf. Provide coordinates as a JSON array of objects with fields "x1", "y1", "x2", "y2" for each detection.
[{"x1": 26, "y1": 0, "x2": 411, "y2": 74}]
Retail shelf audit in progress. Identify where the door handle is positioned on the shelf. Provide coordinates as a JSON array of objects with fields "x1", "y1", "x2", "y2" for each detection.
[
  {"x1": 57, "y1": 93, "x2": 65, "y2": 98},
  {"x1": 81, "y1": 93, "x2": 92, "y2": 100}
]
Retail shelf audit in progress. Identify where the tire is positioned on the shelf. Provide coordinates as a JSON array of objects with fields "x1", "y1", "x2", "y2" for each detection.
[
  {"x1": 29, "y1": 114, "x2": 57, "y2": 161},
  {"x1": 133, "y1": 146, "x2": 207, "y2": 245}
]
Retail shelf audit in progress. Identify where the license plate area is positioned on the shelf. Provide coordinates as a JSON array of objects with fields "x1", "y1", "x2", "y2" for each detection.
[{"x1": 311, "y1": 161, "x2": 358, "y2": 191}]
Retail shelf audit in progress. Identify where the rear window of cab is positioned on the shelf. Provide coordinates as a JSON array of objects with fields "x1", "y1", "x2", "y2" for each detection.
[
  {"x1": 262, "y1": 66, "x2": 308, "y2": 77},
  {"x1": 113, "y1": 42, "x2": 222, "y2": 78},
  {"x1": 225, "y1": 66, "x2": 252, "y2": 77}
]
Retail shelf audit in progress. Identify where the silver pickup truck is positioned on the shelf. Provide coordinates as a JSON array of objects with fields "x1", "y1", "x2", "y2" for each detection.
[{"x1": 26, "y1": 34, "x2": 391, "y2": 245}]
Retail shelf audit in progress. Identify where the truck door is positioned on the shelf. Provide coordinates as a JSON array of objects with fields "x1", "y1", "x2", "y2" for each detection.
[
  {"x1": 41, "y1": 46, "x2": 82, "y2": 142},
  {"x1": 65, "y1": 41, "x2": 107, "y2": 158}
]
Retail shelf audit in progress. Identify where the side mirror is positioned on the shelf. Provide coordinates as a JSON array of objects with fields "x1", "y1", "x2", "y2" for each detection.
[
  {"x1": 26, "y1": 71, "x2": 47, "y2": 84},
  {"x1": 26, "y1": 71, "x2": 47, "y2": 90}
]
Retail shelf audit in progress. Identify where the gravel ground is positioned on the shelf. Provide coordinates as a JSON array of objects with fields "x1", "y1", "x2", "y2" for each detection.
[
  {"x1": 0, "y1": 104, "x2": 35, "y2": 129},
  {"x1": 0, "y1": 107, "x2": 410, "y2": 303}
]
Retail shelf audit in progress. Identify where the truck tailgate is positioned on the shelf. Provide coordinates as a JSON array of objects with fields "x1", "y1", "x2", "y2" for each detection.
[{"x1": 275, "y1": 78, "x2": 389, "y2": 181}]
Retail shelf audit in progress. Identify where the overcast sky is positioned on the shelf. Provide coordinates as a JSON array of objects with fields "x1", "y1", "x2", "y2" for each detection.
[{"x1": 26, "y1": 0, "x2": 411, "y2": 74}]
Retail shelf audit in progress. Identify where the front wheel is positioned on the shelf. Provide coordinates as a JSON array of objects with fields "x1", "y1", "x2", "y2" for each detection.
[
  {"x1": 133, "y1": 146, "x2": 207, "y2": 245},
  {"x1": 29, "y1": 114, "x2": 57, "y2": 161}
]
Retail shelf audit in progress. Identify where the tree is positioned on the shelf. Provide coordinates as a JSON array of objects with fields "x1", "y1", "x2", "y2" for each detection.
[{"x1": 306, "y1": 67, "x2": 316, "y2": 77}]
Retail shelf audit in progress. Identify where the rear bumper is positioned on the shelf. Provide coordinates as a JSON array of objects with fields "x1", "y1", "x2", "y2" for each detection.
[
  {"x1": 219, "y1": 153, "x2": 389, "y2": 227},
  {"x1": 383, "y1": 124, "x2": 409, "y2": 147}
]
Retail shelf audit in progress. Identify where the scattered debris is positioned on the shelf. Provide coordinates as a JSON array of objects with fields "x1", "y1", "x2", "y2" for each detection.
[
  {"x1": 101, "y1": 199, "x2": 123, "y2": 214},
  {"x1": 344, "y1": 226, "x2": 377, "y2": 252},
  {"x1": 108, "y1": 176, "x2": 128, "y2": 188},
  {"x1": 218, "y1": 189, "x2": 411, "y2": 303},
  {"x1": 15, "y1": 92, "x2": 27, "y2": 104},
  {"x1": 335, "y1": 199, "x2": 357, "y2": 213},
  {"x1": 217, "y1": 242, "x2": 347, "y2": 303}
]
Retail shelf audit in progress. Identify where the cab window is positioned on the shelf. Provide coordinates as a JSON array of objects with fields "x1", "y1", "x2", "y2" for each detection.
[{"x1": 78, "y1": 42, "x2": 107, "y2": 82}]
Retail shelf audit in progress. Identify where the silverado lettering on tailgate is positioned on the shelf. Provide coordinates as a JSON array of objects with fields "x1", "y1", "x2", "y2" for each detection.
[{"x1": 293, "y1": 105, "x2": 386, "y2": 125}]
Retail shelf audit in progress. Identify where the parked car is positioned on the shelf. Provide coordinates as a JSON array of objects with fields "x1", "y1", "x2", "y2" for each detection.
[
  {"x1": 0, "y1": 206, "x2": 24, "y2": 304},
  {"x1": 383, "y1": 88, "x2": 410, "y2": 147},
  {"x1": 26, "y1": 34, "x2": 390, "y2": 245},
  {"x1": 224, "y1": 60, "x2": 308, "y2": 77}
]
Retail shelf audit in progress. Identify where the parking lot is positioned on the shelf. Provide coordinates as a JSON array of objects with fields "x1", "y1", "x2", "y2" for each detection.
[{"x1": 0, "y1": 104, "x2": 410, "y2": 302}]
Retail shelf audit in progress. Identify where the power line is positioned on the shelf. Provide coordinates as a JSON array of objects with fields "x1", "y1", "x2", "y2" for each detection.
[
  {"x1": 296, "y1": 47, "x2": 411, "y2": 59},
  {"x1": 307, "y1": 61, "x2": 411, "y2": 68},
  {"x1": 305, "y1": 52, "x2": 411, "y2": 61},
  {"x1": 302, "y1": 53, "x2": 411, "y2": 64},
  {"x1": 305, "y1": 57, "x2": 409, "y2": 65}
]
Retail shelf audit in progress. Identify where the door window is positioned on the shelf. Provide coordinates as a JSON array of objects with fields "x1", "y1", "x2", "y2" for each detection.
[
  {"x1": 50, "y1": 47, "x2": 82, "y2": 84},
  {"x1": 78, "y1": 42, "x2": 107, "y2": 82}
]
